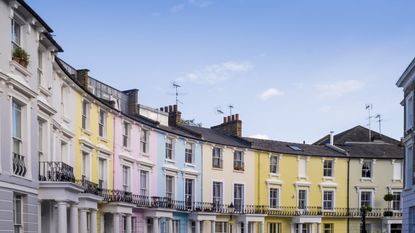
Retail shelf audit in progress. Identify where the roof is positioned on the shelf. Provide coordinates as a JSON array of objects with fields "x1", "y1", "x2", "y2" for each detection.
[
  {"x1": 314, "y1": 125, "x2": 403, "y2": 159},
  {"x1": 244, "y1": 137, "x2": 345, "y2": 157},
  {"x1": 17, "y1": 0, "x2": 53, "y2": 32},
  {"x1": 180, "y1": 125, "x2": 251, "y2": 148},
  {"x1": 337, "y1": 143, "x2": 403, "y2": 159},
  {"x1": 314, "y1": 125, "x2": 400, "y2": 146},
  {"x1": 397, "y1": 57, "x2": 415, "y2": 87}
]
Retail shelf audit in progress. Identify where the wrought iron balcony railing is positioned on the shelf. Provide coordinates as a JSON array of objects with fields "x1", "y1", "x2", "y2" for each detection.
[
  {"x1": 39, "y1": 161, "x2": 75, "y2": 182},
  {"x1": 13, "y1": 153, "x2": 27, "y2": 177},
  {"x1": 76, "y1": 176, "x2": 100, "y2": 195}
]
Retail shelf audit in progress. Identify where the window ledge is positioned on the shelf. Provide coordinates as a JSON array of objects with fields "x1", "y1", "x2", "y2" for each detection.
[
  {"x1": 98, "y1": 136, "x2": 108, "y2": 143},
  {"x1": 323, "y1": 176, "x2": 335, "y2": 181},
  {"x1": 122, "y1": 147, "x2": 131, "y2": 152},
  {"x1": 165, "y1": 159, "x2": 175, "y2": 164},
  {"x1": 392, "y1": 179, "x2": 402, "y2": 183},
  {"x1": 360, "y1": 178, "x2": 373, "y2": 182},
  {"x1": 140, "y1": 152, "x2": 150, "y2": 157},
  {"x1": 39, "y1": 85, "x2": 52, "y2": 96},
  {"x1": 269, "y1": 173, "x2": 280, "y2": 178},
  {"x1": 10, "y1": 60, "x2": 32, "y2": 77},
  {"x1": 62, "y1": 115, "x2": 71, "y2": 124},
  {"x1": 212, "y1": 167, "x2": 223, "y2": 171},
  {"x1": 233, "y1": 169, "x2": 245, "y2": 173},
  {"x1": 185, "y1": 163, "x2": 195, "y2": 168},
  {"x1": 82, "y1": 128, "x2": 92, "y2": 136}
]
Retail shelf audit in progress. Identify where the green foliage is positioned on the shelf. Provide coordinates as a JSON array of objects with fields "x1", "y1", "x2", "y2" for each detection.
[
  {"x1": 384, "y1": 193, "x2": 394, "y2": 202},
  {"x1": 12, "y1": 47, "x2": 29, "y2": 62}
]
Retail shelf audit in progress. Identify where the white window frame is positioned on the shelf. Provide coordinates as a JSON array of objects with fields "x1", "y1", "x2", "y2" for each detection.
[
  {"x1": 165, "y1": 175, "x2": 175, "y2": 200},
  {"x1": 185, "y1": 142, "x2": 194, "y2": 164},
  {"x1": 212, "y1": 147, "x2": 223, "y2": 169},
  {"x1": 11, "y1": 98, "x2": 29, "y2": 178},
  {"x1": 212, "y1": 181, "x2": 223, "y2": 208},
  {"x1": 140, "y1": 170, "x2": 149, "y2": 196},
  {"x1": 184, "y1": 178, "x2": 195, "y2": 208},
  {"x1": 322, "y1": 190, "x2": 335, "y2": 211},
  {"x1": 298, "y1": 157, "x2": 307, "y2": 179},
  {"x1": 122, "y1": 165, "x2": 131, "y2": 192},
  {"x1": 323, "y1": 160, "x2": 334, "y2": 177},
  {"x1": 392, "y1": 191, "x2": 402, "y2": 211},
  {"x1": 233, "y1": 183, "x2": 244, "y2": 210},
  {"x1": 98, "y1": 109, "x2": 107, "y2": 138},
  {"x1": 269, "y1": 187, "x2": 280, "y2": 209},
  {"x1": 233, "y1": 150, "x2": 244, "y2": 171},
  {"x1": 165, "y1": 138, "x2": 174, "y2": 160},
  {"x1": 11, "y1": 16, "x2": 23, "y2": 50},
  {"x1": 98, "y1": 157, "x2": 107, "y2": 189},
  {"x1": 359, "y1": 189, "x2": 374, "y2": 208},
  {"x1": 13, "y1": 194, "x2": 23, "y2": 233},
  {"x1": 323, "y1": 224, "x2": 333, "y2": 233},
  {"x1": 140, "y1": 129, "x2": 149, "y2": 154},
  {"x1": 269, "y1": 154, "x2": 279, "y2": 175},
  {"x1": 361, "y1": 160, "x2": 373, "y2": 179},
  {"x1": 122, "y1": 121, "x2": 131, "y2": 148},
  {"x1": 81, "y1": 151, "x2": 91, "y2": 181},
  {"x1": 297, "y1": 189, "x2": 308, "y2": 210},
  {"x1": 215, "y1": 222, "x2": 228, "y2": 233},
  {"x1": 81, "y1": 100, "x2": 90, "y2": 130}
]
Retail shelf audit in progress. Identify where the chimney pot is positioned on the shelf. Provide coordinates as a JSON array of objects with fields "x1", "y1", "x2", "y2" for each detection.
[
  {"x1": 231, "y1": 115, "x2": 235, "y2": 121},
  {"x1": 227, "y1": 116, "x2": 231, "y2": 122},
  {"x1": 223, "y1": 117, "x2": 227, "y2": 123},
  {"x1": 173, "y1": 105, "x2": 177, "y2": 112},
  {"x1": 164, "y1": 106, "x2": 168, "y2": 112},
  {"x1": 236, "y1": 114, "x2": 239, "y2": 121},
  {"x1": 329, "y1": 131, "x2": 334, "y2": 145}
]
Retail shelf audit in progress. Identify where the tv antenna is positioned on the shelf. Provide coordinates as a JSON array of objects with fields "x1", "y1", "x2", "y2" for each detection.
[
  {"x1": 375, "y1": 114, "x2": 382, "y2": 134},
  {"x1": 365, "y1": 104, "x2": 373, "y2": 140},
  {"x1": 172, "y1": 82, "x2": 183, "y2": 106},
  {"x1": 215, "y1": 106, "x2": 224, "y2": 115},
  {"x1": 228, "y1": 104, "x2": 234, "y2": 115}
]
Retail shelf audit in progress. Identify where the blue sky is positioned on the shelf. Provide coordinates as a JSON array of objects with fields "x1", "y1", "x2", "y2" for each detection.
[{"x1": 27, "y1": 0, "x2": 415, "y2": 143}]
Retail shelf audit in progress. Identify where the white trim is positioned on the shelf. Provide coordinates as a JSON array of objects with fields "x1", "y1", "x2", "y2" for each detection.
[
  {"x1": 211, "y1": 179, "x2": 224, "y2": 206},
  {"x1": 358, "y1": 188, "x2": 375, "y2": 208},
  {"x1": 0, "y1": 181, "x2": 38, "y2": 194},
  {"x1": 321, "y1": 188, "x2": 336, "y2": 211},
  {"x1": 268, "y1": 186, "x2": 281, "y2": 209}
]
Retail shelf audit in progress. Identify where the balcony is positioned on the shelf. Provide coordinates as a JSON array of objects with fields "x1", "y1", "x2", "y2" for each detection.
[
  {"x1": 13, "y1": 153, "x2": 27, "y2": 177},
  {"x1": 39, "y1": 161, "x2": 75, "y2": 182},
  {"x1": 77, "y1": 176, "x2": 100, "y2": 195}
]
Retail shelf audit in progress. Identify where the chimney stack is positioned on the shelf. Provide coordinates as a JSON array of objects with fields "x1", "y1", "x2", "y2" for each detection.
[
  {"x1": 211, "y1": 114, "x2": 242, "y2": 137},
  {"x1": 76, "y1": 69, "x2": 89, "y2": 89},
  {"x1": 329, "y1": 131, "x2": 334, "y2": 145},
  {"x1": 123, "y1": 89, "x2": 140, "y2": 116},
  {"x1": 159, "y1": 104, "x2": 182, "y2": 127}
]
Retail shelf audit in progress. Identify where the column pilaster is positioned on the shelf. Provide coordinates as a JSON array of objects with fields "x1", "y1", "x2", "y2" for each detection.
[
  {"x1": 57, "y1": 201, "x2": 68, "y2": 233},
  {"x1": 79, "y1": 208, "x2": 88, "y2": 233},
  {"x1": 91, "y1": 209, "x2": 97, "y2": 233},
  {"x1": 70, "y1": 204, "x2": 79, "y2": 233}
]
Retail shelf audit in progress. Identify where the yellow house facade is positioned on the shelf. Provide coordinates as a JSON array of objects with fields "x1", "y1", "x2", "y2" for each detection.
[{"x1": 248, "y1": 138, "x2": 349, "y2": 233}]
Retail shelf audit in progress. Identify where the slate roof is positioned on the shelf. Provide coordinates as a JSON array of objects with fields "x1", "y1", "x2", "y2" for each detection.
[
  {"x1": 314, "y1": 125, "x2": 403, "y2": 159},
  {"x1": 180, "y1": 125, "x2": 251, "y2": 148},
  {"x1": 314, "y1": 125, "x2": 399, "y2": 145},
  {"x1": 245, "y1": 137, "x2": 345, "y2": 157}
]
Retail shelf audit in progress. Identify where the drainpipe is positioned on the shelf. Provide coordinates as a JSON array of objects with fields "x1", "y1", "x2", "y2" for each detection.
[{"x1": 347, "y1": 158, "x2": 351, "y2": 233}]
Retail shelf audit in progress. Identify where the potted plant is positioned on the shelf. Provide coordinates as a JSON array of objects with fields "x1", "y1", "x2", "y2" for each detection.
[
  {"x1": 383, "y1": 193, "x2": 394, "y2": 217},
  {"x1": 12, "y1": 47, "x2": 29, "y2": 68}
]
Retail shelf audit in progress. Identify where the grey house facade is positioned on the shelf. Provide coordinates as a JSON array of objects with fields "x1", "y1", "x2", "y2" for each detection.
[
  {"x1": 0, "y1": 0, "x2": 63, "y2": 232},
  {"x1": 397, "y1": 58, "x2": 415, "y2": 233}
]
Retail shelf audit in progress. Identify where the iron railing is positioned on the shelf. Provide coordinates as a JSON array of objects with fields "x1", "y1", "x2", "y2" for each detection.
[
  {"x1": 13, "y1": 153, "x2": 27, "y2": 177},
  {"x1": 39, "y1": 161, "x2": 75, "y2": 182}
]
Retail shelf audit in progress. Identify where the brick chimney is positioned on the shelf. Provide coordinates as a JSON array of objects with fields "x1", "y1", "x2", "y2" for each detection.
[
  {"x1": 211, "y1": 114, "x2": 242, "y2": 137},
  {"x1": 76, "y1": 69, "x2": 89, "y2": 89},
  {"x1": 159, "y1": 104, "x2": 182, "y2": 127},
  {"x1": 123, "y1": 89, "x2": 140, "y2": 116}
]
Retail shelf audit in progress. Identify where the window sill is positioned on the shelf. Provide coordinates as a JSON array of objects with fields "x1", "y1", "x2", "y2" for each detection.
[
  {"x1": 82, "y1": 128, "x2": 92, "y2": 136},
  {"x1": 360, "y1": 177, "x2": 373, "y2": 182},
  {"x1": 269, "y1": 173, "x2": 280, "y2": 178},
  {"x1": 323, "y1": 176, "x2": 334, "y2": 181},
  {"x1": 392, "y1": 179, "x2": 402, "y2": 183},
  {"x1": 11, "y1": 174, "x2": 32, "y2": 182},
  {"x1": 10, "y1": 60, "x2": 32, "y2": 77},
  {"x1": 122, "y1": 147, "x2": 131, "y2": 152},
  {"x1": 185, "y1": 163, "x2": 195, "y2": 168},
  {"x1": 62, "y1": 115, "x2": 71, "y2": 124},
  {"x1": 233, "y1": 169, "x2": 245, "y2": 173},
  {"x1": 98, "y1": 136, "x2": 108, "y2": 143},
  {"x1": 140, "y1": 152, "x2": 150, "y2": 158},
  {"x1": 39, "y1": 85, "x2": 52, "y2": 96},
  {"x1": 165, "y1": 159, "x2": 175, "y2": 164},
  {"x1": 212, "y1": 167, "x2": 223, "y2": 171}
]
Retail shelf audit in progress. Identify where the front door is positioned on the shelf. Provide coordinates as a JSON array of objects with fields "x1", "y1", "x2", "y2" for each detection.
[{"x1": 391, "y1": 224, "x2": 402, "y2": 233}]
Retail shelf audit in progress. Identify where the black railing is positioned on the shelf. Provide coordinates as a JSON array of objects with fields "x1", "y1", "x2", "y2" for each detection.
[
  {"x1": 13, "y1": 153, "x2": 27, "y2": 177},
  {"x1": 76, "y1": 176, "x2": 100, "y2": 195},
  {"x1": 39, "y1": 161, "x2": 75, "y2": 182}
]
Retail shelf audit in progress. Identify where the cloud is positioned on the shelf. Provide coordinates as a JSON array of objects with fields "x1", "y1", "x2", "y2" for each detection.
[
  {"x1": 315, "y1": 80, "x2": 364, "y2": 97},
  {"x1": 180, "y1": 61, "x2": 252, "y2": 85},
  {"x1": 249, "y1": 134, "x2": 270, "y2": 140},
  {"x1": 258, "y1": 88, "x2": 284, "y2": 101},
  {"x1": 170, "y1": 4, "x2": 185, "y2": 13}
]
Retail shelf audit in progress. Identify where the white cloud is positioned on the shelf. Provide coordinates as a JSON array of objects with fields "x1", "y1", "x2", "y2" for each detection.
[
  {"x1": 258, "y1": 88, "x2": 284, "y2": 101},
  {"x1": 315, "y1": 80, "x2": 364, "y2": 97},
  {"x1": 180, "y1": 61, "x2": 252, "y2": 85},
  {"x1": 249, "y1": 134, "x2": 270, "y2": 140},
  {"x1": 170, "y1": 4, "x2": 185, "y2": 13}
]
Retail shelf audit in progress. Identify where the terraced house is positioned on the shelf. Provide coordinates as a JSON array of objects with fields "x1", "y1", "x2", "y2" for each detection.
[
  {"x1": 396, "y1": 58, "x2": 415, "y2": 233},
  {"x1": 0, "y1": 1, "x2": 405, "y2": 233}
]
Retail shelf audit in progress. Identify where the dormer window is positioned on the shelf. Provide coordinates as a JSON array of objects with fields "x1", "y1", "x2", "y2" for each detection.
[{"x1": 362, "y1": 160, "x2": 372, "y2": 178}]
